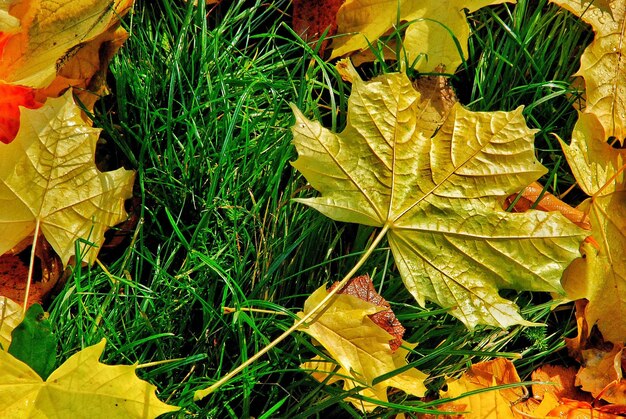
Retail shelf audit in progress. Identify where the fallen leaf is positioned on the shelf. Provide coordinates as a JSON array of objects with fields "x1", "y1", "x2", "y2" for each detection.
[
  {"x1": 548, "y1": 0, "x2": 626, "y2": 142},
  {"x1": 0, "y1": 82, "x2": 42, "y2": 144},
  {"x1": 0, "y1": 339, "x2": 179, "y2": 418},
  {"x1": 561, "y1": 191, "x2": 626, "y2": 342},
  {"x1": 0, "y1": 0, "x2": 133, "y2": 88},
  {"x1": 531, "y1": 364, "x2": 593, "y2": 403},
  {"x1": 35, "y1": 24, "x2": 130, "y2": 113},
  {"x1": 577, "y1": 343, "x2": 626, "y2": 404},
  {"x1": 0, "y1": 90, "x2": 135, "y2": 265},
  {"x1": 0, "y1": 236, "x2": 64, "y2": 306},
  {"x1": 505, "y1": 182, "x2": 591, "y2": 229},
  {"x1": 330, "y1": 0, "x2": 514, "y2": 72},
  {"x1": 559, "y1": 112, "x2": 626, "y2": 196},
  {"x1": 298, "y1": 285, "x2": 427, "y2": 412},
  {"x1": 428, "y1": 359, "x2": 524, "y2": 419},
  {"x1": 0, "y1": 296, "x2": 23, "y2": 350},
  {"x1": 292, "y1": 0, "x2": 345, "y2": 53},
  {"x1": 329, "y1": 274, "x2": 405, "y2": 351},
  {"x1": 291, "y1": 61, "x2": 586, "y2": 329}
]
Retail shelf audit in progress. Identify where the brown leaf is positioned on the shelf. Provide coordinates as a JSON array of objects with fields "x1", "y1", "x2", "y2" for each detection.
[
  {"x1": 0, "y1": 237, "x2": 63, "y2": 306},
  {"x1": 330, "y1": 274, "x2": 404, "y2": 352},
  {"x1": 292, "y1": 0, "x2": 345, "y2": 53}
]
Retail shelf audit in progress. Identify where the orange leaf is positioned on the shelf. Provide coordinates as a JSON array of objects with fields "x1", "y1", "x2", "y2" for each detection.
[{"x1": 505, "y1": 182, "x2": 591, "y2": 230}]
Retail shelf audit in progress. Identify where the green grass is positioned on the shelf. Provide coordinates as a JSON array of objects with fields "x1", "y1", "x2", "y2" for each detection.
[{"x1": 46, "y1": 0, "x2": 592, "y2": 417}]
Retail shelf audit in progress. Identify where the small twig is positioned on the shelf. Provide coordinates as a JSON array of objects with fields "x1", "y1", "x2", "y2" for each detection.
[{"x1": 222, "y1": 307, "x2": 288, "y2": 315}]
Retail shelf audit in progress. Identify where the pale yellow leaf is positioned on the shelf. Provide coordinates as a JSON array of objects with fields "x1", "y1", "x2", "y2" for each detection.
[
  {"x1": 291, "y1": 62, "x2": 586, "y2": 329},
  {"x1": 0, "y1": 339, "x2": 179, "y2": 418},
  {"x1": 298, "y1": 285, "x2": 427, "y2": 412},
  {"x1": 331, "y1": 0, "x2": 514, "y2": 72},
  {"x1": 0, "y1": 90, "x2": 135, "y2": 265},
  {"x1": 561, "y1": 191, "x2": 626, "y2": 342},
  {"x1": 559, "y1": 112, "x2": 626, "y2": 196},
  {"x1": 549, "y1": 0, "x2": 626, "y2": 141},
  {"x1": 0, "y1": 296, "x2": 22, "y2": 350}
]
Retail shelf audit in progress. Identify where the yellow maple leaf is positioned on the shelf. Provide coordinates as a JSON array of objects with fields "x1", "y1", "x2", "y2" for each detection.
[
  {"x1": 549, "y1": 0, "x2": 626, "y2": 142},
  {"x1": 561, "y1": 192, "x2": 626, "y2": 342},
  {"x1": 297, "y1": 285, "x2": 427, "y2": 412},
  {"x1": 433, "y1": 359, "x2": 524, "y2": 419},
  {"x1": 559, "y1": 112, "x2": 626, "y2": 196},
  {"x1": 330, "y1": 0, "x2": 513, "y2": 72},
  {"x1": 291, "y1": 61, "x2": 586, "y2": 329},
  {"x1": 0, "y1": 338, "x2": 179, "y2": 418},
  {"x1": 0, "y1": 0, "x2": 133, "y2": 88},
  {"x1": 0, "y1": 90, "x2": 135, "y2": 265}
]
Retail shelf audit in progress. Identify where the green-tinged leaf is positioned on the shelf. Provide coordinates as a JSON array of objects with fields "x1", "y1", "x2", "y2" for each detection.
[
  {"x1": 291, "y1": 62, "x2": 586, "y2": 329},
  {"x1": 8, "y1": 304, "x2": 56, "y2": 379}
]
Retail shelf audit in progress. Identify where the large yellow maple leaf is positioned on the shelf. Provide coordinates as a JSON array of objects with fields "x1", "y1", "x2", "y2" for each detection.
[
  {"x1": 330, "y1": 0, "x2": 513, "y2": 72},
  {"x1": 291, "y1": 62, "x2": 586, "y2": 329},
  {"x1": 0, "y1": 338, "x2": 179, "y2": 418},
  {"x1": 0, "y1": 0, "x2": 133, "y2": 88},
  {"x1": 549, "y1": 0, "x2": 626, "y2": 142},
  {"x1": 0, "y1": 90, "x2": 135, "y2": 265},
  {"x1": 297, "y1": 285, "x2": 427, "y2": 412}
]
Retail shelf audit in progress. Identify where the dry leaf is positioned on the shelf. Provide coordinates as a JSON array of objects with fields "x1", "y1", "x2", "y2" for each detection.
[
  {"x1": 559, "y1": 112, "x2": 626, "y2": 196},
  {"x1": 0, "y1": 338, "x2": 179, "y2": 418},
  {"x1": 429, "y1": 359, "x2": 524, "y2": 419},
  {"x1": 292, "y1": 0, "x2": 345, "y2": 53},
  {"x1": 577, "y1": 343, "x2": 626, "y2": 404},
  {"x1": 291, "y1": 61, "x2": 586, "y2": 329},
  {"x1": 531, "y1": 364, "x2": 593, "y2": 403},
  {"x1": 36, "y1": 24, "x2": 131, "y2": 113},
  {"x1": 504, "y1": 182, "x2": 591, "y2": 229},
  {"x1": 0, "y1": 0, "x2": 133, "y2": 88},
  {"x1": 561, "y1": 192, "x2": 626, "y2": 342},
  {"x1": 298, "y1": 285, "x2": 427, "y2": 412},
  {"x1": 0, "y1": 237, "x2": 64, "y2": 306},
  {"x1": 549, "y1": 0, "x2": 626, "y2": 142},
  {"x1": 330, "y1": 0, "x2": 514, "y2": 72},
  {"x1": 329, "y1": 274, "x2": 405, "y2": 351},
  {"x1": 0, "y1": 90, "x2": 135, "y2": 265},
  {"x1": 0, "y1": 296, "x2": 23, "y2": 350}
]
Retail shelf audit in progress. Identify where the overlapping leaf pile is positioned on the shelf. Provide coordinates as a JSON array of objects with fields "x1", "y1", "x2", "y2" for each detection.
[
  {"x1": 0, "y1": 0, "x2": 135, "y2": 304},
  {"x1": 0, "y1": 1, "x2": 173, "y2": 418},
  {"x1": 286, "y1": 0, "x2": 626, "y2": 415}
]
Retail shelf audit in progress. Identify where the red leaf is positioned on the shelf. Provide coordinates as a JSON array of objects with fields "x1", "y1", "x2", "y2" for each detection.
[
  {"x1": 330, "y1": 274, "x2": 405, "y2": 351},
  {"x1": 0, "y1": 82, "x2": 42, "y2": 144}
]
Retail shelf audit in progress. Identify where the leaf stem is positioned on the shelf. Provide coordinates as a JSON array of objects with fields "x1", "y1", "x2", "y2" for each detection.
[
  {"x1": 194, "y1": 223, "x2": 391, "y2": 401},
  {"x1": 23, "y1": 218, "x2": 41, "y2": 313}
]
